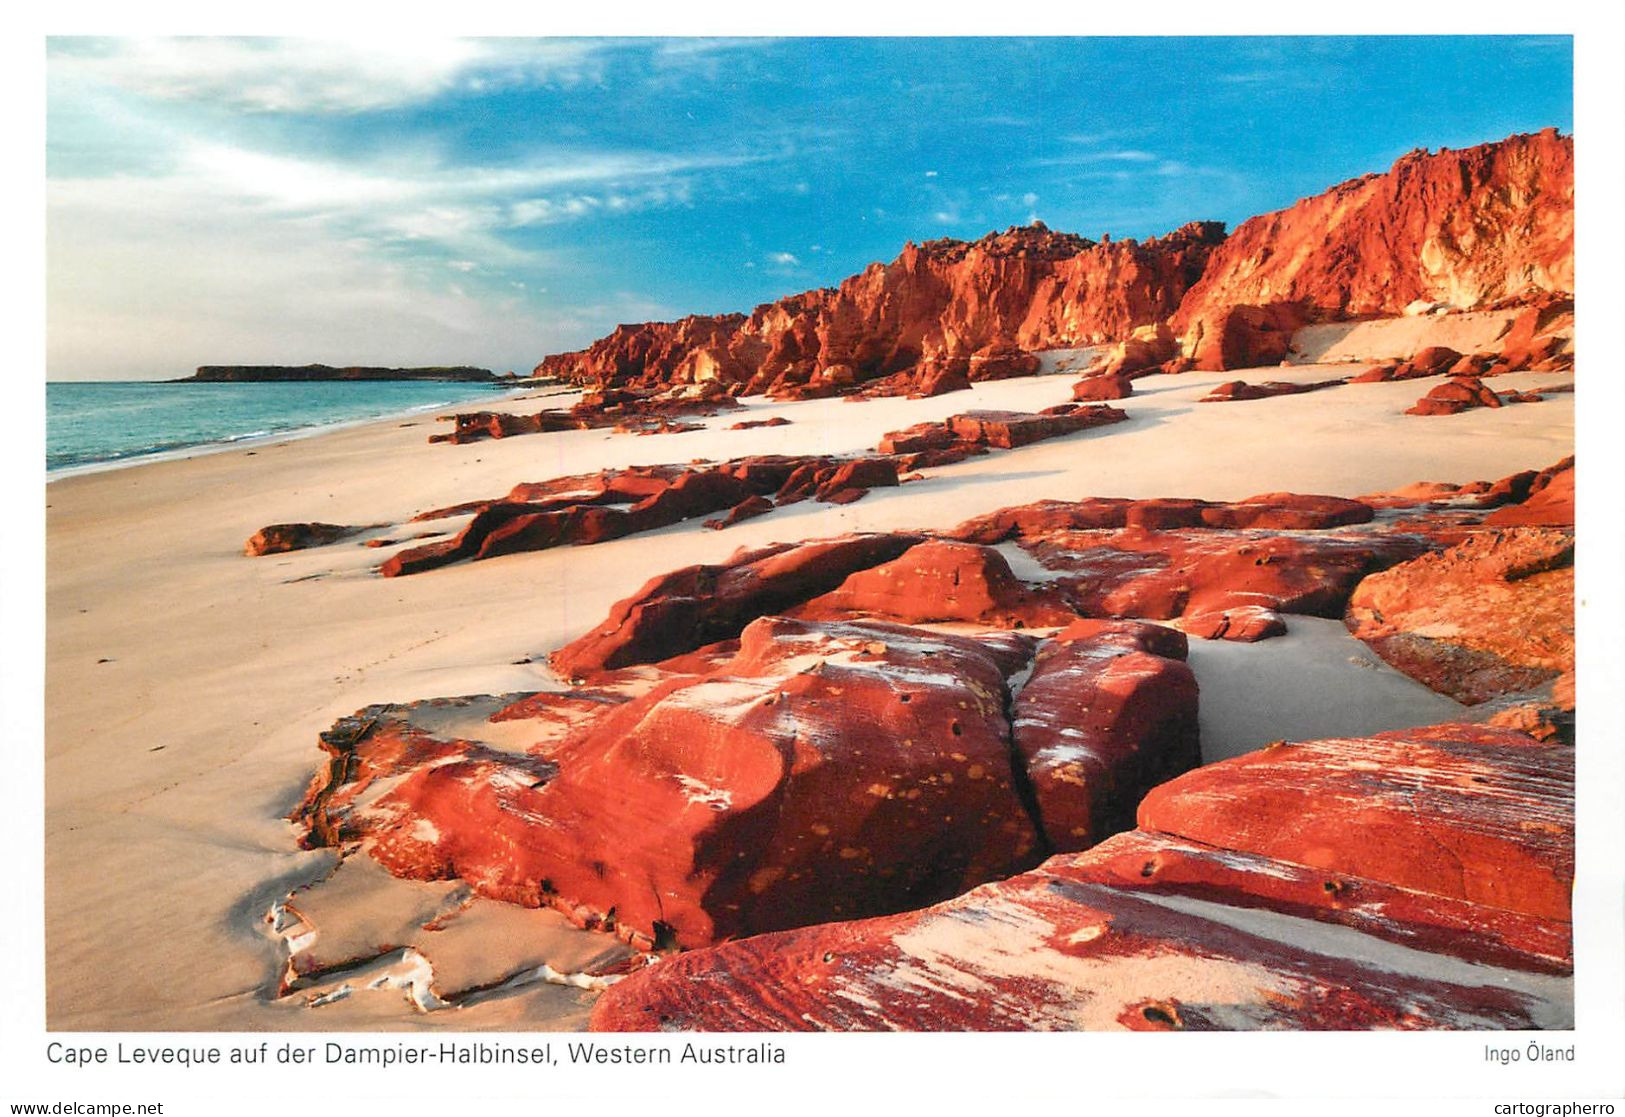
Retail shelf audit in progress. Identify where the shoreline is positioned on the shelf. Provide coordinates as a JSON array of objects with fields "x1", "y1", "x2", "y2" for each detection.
[{"x1": 45, "y1": 382, "x2": 543, "y2": 482}]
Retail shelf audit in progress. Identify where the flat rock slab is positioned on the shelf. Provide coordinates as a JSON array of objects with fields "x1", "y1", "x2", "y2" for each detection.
[
  {"x1": 1138, "y1": 725, "x2": 1573, "y2": 921},
  {"x1": 591, "y1": 724, "x2": 1572, "y2": 1032}
]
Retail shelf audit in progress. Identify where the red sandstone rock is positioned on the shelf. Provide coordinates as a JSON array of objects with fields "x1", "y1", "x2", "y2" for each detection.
[
  {"x1": 950, "y1": 492, "x2": 1374, "y2": 544},
  {"x1": 1405, "y1": 376, "x2": 1503, "y2": 416},
  {"x1": 1349, "y1": 363, "x2": 1399, "y2": 383},
  {"x1": 1199, "y1": 377, "x2": 1345, "y2": 402},
  {"x1": 551, "y1": 534, "x2": 926, "y2": 678},
  {"x1": 532, "y1": 135, "x2": 1568, "y2": 400},
  {"x1": 590, "y1": 724, "x2": 1571, "y2": 1031},
  {"x1": 727, "y1": 416, "x2": 793, "y2": 430},
  {"x1": 1409, "y1": 346, "x2": 1465, "y2": 374},
  {"x1": 876, "y1": 422, "x2": 959, "y2": 456},
  {"x1": 1095, "y1": 322, "x2": 1179, "y2": 377},
  {"x1": 792, "y1": 540, "x2": 1079, "y2": 629},
  {"x1": 1012, "y1": 621, "x2": 1199, "y2": 848},
  {"x1": 1020, "y1": 526, "x2": 1420, "y2": 640},
  {"x1": 1345, "y1": 527, "x2": 1574, "y2": 705},
  {"x1": 539, "y1": 222, "x2": 1224, "y2": 396},
  {"x1": 1139, "y1": 725, "x2": 1573, "y2": 920},
  {"x1": 299, "y1": 618, "x2": 1045, "y2": 951},
  {"x1": 1071, "y1": 374, "x2": 1134, "y2": 401},
  {"x1": 1180, "y1": 303, "x2": 1309, "y2": 371},
  {"x1": 703, "y1": 495, "x2": 774, "y2": 530},
  {"x1": 245, "y1": 523, "x2": 356, "y2": 556},
  {"x1": 945, "y1": 407, "x2": 1127, "y2": 449},
  {"x1": 1500, "y1": 294, "x2": 1575, "y2": 369},
  {"x1": 1484, "y1": 459, "x2": 1574, "y2": 527},
  {"x1": 1172, "y1": 131, "x2": 1573, "y2": 338},
  {"x1": 380, "y1": 457, "x2": 905, "y2": 577}
]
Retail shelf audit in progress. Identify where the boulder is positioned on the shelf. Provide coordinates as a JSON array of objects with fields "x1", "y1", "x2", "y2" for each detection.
[
  {"x1": 245, "y1": 522, "x2": 356, "y2": 556},
  {"x1": 792, "y1": 540, "x2": 1079, "y2": 629},
  {"x1": 1405, "y1": 377, "x2": 1503, "y2": 416},
  {"x1": 1012, "y1": 620, "x2": 1199, "y2": 847},
  {"x1": 1345, "y1": 527, "x2": 1574, "y2": 705}
]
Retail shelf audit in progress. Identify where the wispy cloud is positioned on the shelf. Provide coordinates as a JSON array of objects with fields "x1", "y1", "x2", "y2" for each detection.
[
  {"x1": 48, "y1": 37, "x2": 613, "y2": 114},
  {"x1": 1030, "y1": 149, "x2": 1160, "y2": 168},
  {"x1": 46, "y1": 37, "x2": 774, "y2": 115}
]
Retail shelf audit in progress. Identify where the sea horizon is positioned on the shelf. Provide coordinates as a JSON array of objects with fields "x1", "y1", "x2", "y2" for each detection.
[{"x1": 46, "y1": 379, "x2": 517, "y2": 476}]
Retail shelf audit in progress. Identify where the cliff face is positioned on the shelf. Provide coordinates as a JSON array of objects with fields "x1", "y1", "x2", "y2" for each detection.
[
  {"x1": 1172, "y1": 129, "x2": 1574, "y2": 332},
  {"x1": 536, "y1": 130, "x2": 1573, "y2": 388},
  {"x1": 537, "y1": 221, "x2": 1225, "y2": 393}
]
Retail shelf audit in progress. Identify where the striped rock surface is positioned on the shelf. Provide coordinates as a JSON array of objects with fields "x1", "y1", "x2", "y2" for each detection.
[{"x1": 590, "y1": 723, "x2": 1572, "y2": 1031}]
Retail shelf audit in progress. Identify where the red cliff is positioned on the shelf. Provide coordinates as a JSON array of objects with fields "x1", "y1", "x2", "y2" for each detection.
[
  {"x1": 536, "y1": 130, "x2": 1571, "y2": 386},
  {"x1": 537, "y1": 221, "x2": 1225, "y2": 395},
  {"x1": 1172, "y1": 130, "x2": 1573, "y2": 367}
]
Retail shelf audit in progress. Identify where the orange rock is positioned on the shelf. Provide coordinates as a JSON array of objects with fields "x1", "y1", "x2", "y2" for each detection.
[
  {"x1": 244, "y1": 522, "x2": 355, "y2": 556},
  {"x1": 1173, "y1": 131, "x2": 1572, "y2": 333},
  {"x1": 1345, "y1": 526, "x2": 1574, "y2": 704},
  {"x1": 537, "y1": 222, "x2": 1225, "y2": 395}
]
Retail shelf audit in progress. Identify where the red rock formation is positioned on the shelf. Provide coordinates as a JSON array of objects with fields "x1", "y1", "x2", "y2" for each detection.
[
  {"x1": 530, "y1": 133, "x2": 1569, "y2": 393},
  {"x1": 244, "y1": 523, "x2": 356, "y2": 556},
  {"x1": 1483, "y1": 458, "x2": 1574, "y2": 527},
  {"x1": 945, "y1": 407, "x2": 1126, "y2": 448},
  {"x1": 552, "y1": 534, "x2": 926, "y2": 678},
  {"x1": 298, "y1": 619, "x2": 1047, "y2": 950},
  {"x1": 1181, "y1": 303, "x2": 1310, "y2": 371},
  {"x1": 430, "y1": 387, "x2": 740, "y2": 445},
  {"x1": 951, "y1": 492, "x2": 1375, "y2": 543},
  {"x1": 1498, "y1": 294, "x2": 1576, "y2": 370},
  {"x1": 1199, "y1": 377, "x2": 1346, "y2": 403},
  {"x1": 1405, "y1": 377, "x2": 1504, "y2": 416},
  {"x1": 1345, "y1": 526, "x2": 1574, "y2": 705},
  {"x1": 1021, "y1": 526, "x2": 1422, "y2": 641},
  {"x1": 1172, "y1": 131, "x2": 1573, "y2": 350},
  {"x1": 589, "y1": 724, "x2": 1571, "y2": 1031},
  {"x1": 379, "y1": 456, "x2": 901, "y2": 577},
  {"x1": 1012, "y1": 620, "x2": 1199, "y2": 848},
  {"x1": 1139, "y1": 726, "x2": 1573, "y2": 920},
  {"x1": 1070, "y1": 374, "x2": 1134, "y2": 401},
  {"x1": 703, "y1": 495, "x2": 774, "y2": 530},
  {"x1": 791, "y1": 540, "x2": 1079, "y2": 629},
  {"x1": 538, "y1": 221, "x2": 1226, "y2": 395}
]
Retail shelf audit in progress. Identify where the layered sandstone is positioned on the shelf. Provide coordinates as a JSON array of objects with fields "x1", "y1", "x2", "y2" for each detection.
[
  {"x1": 537, "y1": 221, "x2": 1225, "y2": 394},
  {"x1": 533, "y1": 131, "x2": 1571, "y2": 389},
  {"x1": 590, "y1": 723, "x2": 1572, "y2": 1031},
  {"x1": 1172, "y1": 130, "x2": 1574, "y2": 369}
]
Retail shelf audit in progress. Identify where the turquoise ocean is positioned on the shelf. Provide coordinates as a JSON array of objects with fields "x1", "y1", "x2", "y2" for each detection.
[{"x1": 46, "y1": 381, "x2": 512, "y2": 475}]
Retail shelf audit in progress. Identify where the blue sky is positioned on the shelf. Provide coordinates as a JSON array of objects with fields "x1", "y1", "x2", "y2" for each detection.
[{"x1": 45, "y1": 36, "x2": 1573, "y2": 380}]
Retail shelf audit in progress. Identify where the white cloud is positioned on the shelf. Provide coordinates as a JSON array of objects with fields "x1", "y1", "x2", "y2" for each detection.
[
  {"x1": 1031, "y1": 149, "x2": 1160, "y2": 168},
  {"x1": 48, "y1": 37, "x2": 612, "y2": 114},
  {"x1": 766, "y1": 251, "x2": 800, "y2": 267},
  {"x1": 44, "y1": 130, "x2": 746, "y2": 377}
]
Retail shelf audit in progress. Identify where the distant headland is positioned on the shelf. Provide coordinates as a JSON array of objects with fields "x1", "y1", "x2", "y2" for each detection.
[{"x1": 177, "y1": 364, "x2": 500, "y2": 383}]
